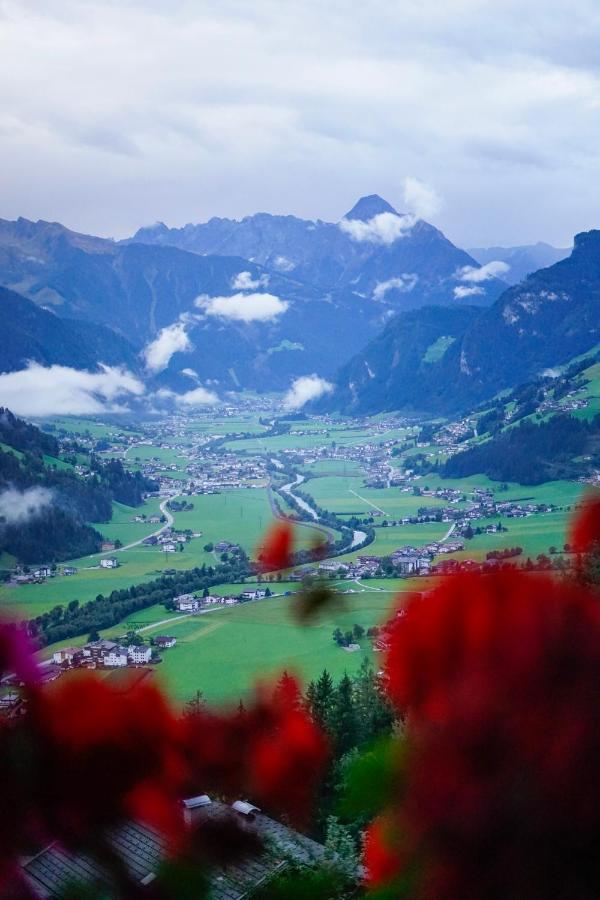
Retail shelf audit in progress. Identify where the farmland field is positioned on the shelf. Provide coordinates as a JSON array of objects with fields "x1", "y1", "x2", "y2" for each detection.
[{"x1": 146, "y1": 582, "x2": 419, "y2": 704}]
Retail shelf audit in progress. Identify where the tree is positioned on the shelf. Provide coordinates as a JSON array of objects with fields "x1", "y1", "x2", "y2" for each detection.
[
  {"x1": 88, "y1": 628, "x2": 100, "y2": 642},
  {"x1": 323, "y1": 815, "x2": 359, "y2": 879},
  {"x1": 352, "y1": 623, "x2": 365, "y2": 641},
  {"x1": 354, "y1": 659, "x2": 394, "y2": 745},
  {"x1": 306, "y1": 670, "x2": 335, "y2": 730},
  {"x1": 274, "y1": 671, "x2": 300, "y2": 708},
  {"x1": 330, "y1": 673, "x2": 358, "y2": 756},
  {"x1": 184, "y1": 690, "x2": 206, "y2": 717}
]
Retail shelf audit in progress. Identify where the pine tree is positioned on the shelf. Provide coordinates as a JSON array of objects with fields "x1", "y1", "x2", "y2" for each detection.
[
  {"x1": 274, "y1": 670, "x2": 300, "y2": 708},
  {"x1": 306, "y1": 669, "x2": 335, "y2": 730},
  {"x1": 330, "y1": 672, "x2": 358, "y2": 756},
  {"x1": 354, "y1": 658, "x2": 394, "y2": 745}
]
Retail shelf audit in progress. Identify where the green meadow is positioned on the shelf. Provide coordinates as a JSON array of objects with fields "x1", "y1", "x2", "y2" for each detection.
[
  {"x1": 135, "y1": 581, "x2": 419, "y2": 705},
  {"x1": 303, "y1": 475, "x2": 448, "y2": 518}
]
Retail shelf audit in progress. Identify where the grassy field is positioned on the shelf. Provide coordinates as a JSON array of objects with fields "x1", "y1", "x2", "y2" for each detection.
[
  {"x1": 33, "y1": 574, "x2": 432, "y2": 706},
  {"x1": 302, "y1": 459, "x2": 364, "y2": 476},
  {"x1": 148, "y1": 581, "x2": 420, "y2": 705},
  {"x1": 92, "y1": 499, "x2": 164, "y2": 545},
  {"x1": 0, "y1": 488, "x2": 324, "y2": 620},
  {"x1": 42, "y1": 417, "x2": 143, "y2": 439},
  {"x1": 340, "y1": 522, "x2": 450, "y2": 561},
  {"x1": 126, "y1": 444, "x2": 191, "y2": 465},
  {"x1": 439, "y1": 511, "x2": 573, "y2": 562},
  {"x1": 170, "y1": 488, "x2": 326, "y2": 554},
  {"x1": 304, "y1": 475, "x2": 448, "y2": 518}
]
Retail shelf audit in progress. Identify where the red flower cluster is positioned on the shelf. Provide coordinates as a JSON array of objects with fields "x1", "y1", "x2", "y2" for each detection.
[
  {"x1": 367, "y1": 570, "x2": 600, "y2": 898},
  {"x1": 29, "y1": 672, "x2": 187, "y2": 848},
  {"x1": 0, "y1": 662, "x2": 327, "y2": 890},
  {"x1": 184, "y1": 675, "x2": 328, "y2": 825},
  {"x1": 570, "y1": 491, "x2": 600, "y2": 553},
  {"x1": 256, "y1": 520, "x2": 294, "y2": 572}
]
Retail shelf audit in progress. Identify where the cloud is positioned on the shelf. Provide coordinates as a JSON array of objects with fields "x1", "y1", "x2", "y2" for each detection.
[
  {"x1": 196, "y1": 292, "x2": 289, "y2": 323},
  {"x1": 180, "y1": 367, "x2": 199, "y2": 380},
  {"x1": 339, "y1": 211, "x2": 415, "y2": 244},
  {"x1": 373, "y1": 274, "x2": 419, "y2": 300},
  {"x1": 282, "y1": 374, "x2": 334, "y2": 411},
  {"x1": 143, "y1": 321, "x2": 193, "y2": 373},
  {"x1": 175, "y1": 386, "x2": 219, "y2": 407},
  {"x1": 231, "y1": 270, "x2": 270, "y2": 290},
  {"x1": 456, "y1": 260, "x2": 510, "y2": 283},
  {"x1": 0, "y1": 363, "x2": 144, "y2": 416},
  {"x1": 453, "y1": 285, "x2": 485, "y2": 299},
  {"x1": 273, "y1": 256, "x2": 296, "y2": 272},
  {"x1": 3, "y1": 2, "x2": 600, "y2": 248},
  {"x1": 0, "y1": 486, "x2": 54, "y2": 525},
  {"x1": 403, "y1": 177, "x2": 442, "y2": 220}
]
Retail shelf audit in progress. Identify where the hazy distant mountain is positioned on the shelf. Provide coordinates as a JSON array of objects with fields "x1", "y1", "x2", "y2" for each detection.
[
  {"x1": 131, "y1": 194, "x2": 506, "y2": 309},
  {"x1": 314, "y1": 305, "x2": 480, "y2": 415},
  {"x1": 0, "y1": 202, "x2": 506, "y2": 391},
  {"x1": 320, "y1": 230, "x2": 600, "y2": 414},
  {"x1": 0, "y1": 285, "x2": 140, "y2": 374},
  {"x1": 468, "y1": 242, "x2": 570, "y2": 285}
]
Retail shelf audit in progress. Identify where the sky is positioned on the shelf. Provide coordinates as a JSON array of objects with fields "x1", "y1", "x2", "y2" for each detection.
[{"x1": 1, "y1": 0, "x2": 600, "y2": 247}]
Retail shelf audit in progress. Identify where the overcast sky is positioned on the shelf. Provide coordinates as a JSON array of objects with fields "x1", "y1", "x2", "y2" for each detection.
[{"x1": 2, "y1": 0, "x2": 600, "y2": 247}]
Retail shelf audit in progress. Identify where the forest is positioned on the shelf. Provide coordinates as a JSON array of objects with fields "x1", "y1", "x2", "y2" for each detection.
[
  {"x1": 444, "y1": 413, "x2": 600, "y2": 484},
  {"x1": 0, "y1": 410, "x2": 157, "y2": 564}
]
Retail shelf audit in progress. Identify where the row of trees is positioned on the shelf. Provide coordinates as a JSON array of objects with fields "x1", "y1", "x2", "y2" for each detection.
[{"x1": 25, "y1": 556, "x2": 252, "y2": 647}]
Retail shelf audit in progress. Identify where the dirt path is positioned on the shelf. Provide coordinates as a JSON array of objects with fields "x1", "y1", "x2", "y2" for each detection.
[{"x1": 348, "y1": 489, "x2": 387, "y2": 515}]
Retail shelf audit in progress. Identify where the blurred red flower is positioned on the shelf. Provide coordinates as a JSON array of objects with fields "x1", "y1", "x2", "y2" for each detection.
[
  {"x1": 29, "y1": 672, "x2": 187, "y2": 849},
  {"x1": 371, "y1": 571, "x2": 600, "y2": 899},
  {"x1": 363, "y1": 815, "x2": 405, "y2": 888},
  {"x1": 256, "y1": 520, "x2": 294, "y2": 572},
  {"x1": 570, "y1": 492, "x2": 600, "y2": 553},
  {"x1": 183, "y1": 676, "x2": 328, "y2": 824}
]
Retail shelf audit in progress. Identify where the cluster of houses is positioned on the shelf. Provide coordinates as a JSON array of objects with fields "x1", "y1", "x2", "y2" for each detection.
[
  {"x1": 52, "y1": 635, "x2": 177, "y2": 670},
  {"x1": 136, "y1": 449, "x2": 269, "y2": 495},
  {"x1": 11, "y1": 563, "x2": 79, "y2": 585},
  {"x1": 175, "y1": 587, "x2": 267, "y2": 612},
  {"x1": 142, "y1": 526, "x2": 196, "y2": 552}
]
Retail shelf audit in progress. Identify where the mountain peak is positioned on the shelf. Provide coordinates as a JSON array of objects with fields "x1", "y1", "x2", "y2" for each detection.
[
  {"x1": 343, "y1": 194, "x2": 399, "y2": 221},
  {"x1": 572, "y1": 229, "x2": 600, "y2": 254}
]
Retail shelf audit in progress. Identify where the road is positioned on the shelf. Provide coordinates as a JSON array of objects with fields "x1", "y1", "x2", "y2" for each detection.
[
  {"x1": 81, "y1": 496, "x2": 176, "y2": 565},
  {"x1": 109, "y1": 497, "x2": 175, "y2": 554}
]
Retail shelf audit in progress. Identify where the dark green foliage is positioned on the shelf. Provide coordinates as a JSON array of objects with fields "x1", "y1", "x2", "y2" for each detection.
[
  {"x1": 0, "y1": 410, "x2": 156, "y2": 563},
  {"x1": 444, "y1": 414, "x2": 600, "y2": 484},
  {"x1": 25, "y1": 555, "x2": 252, "y2": 647},
  {"x1": 0, "y1": 406, "x2": 59, "y2": 455},
  {"x1": 249, "y1": 862, "x2": 351, "y2": 899}
]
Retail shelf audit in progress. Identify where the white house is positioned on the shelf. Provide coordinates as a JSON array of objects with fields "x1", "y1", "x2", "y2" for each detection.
[
  {"x1": 102, "y1": 646, "x2": 129, "y2": 667},
  {"x1": 127, "y1": 645, "x2": 152, "y2": 664},
  {"x1": 154, "y1": 636, "x2": 177, "y2": 649},
  {"x1": 240, "y1": 589, "x2": 267, "y2": 601},
  {"x1": 177, "y1": 595, "x2": 199, "y2": 612},
  {"x1": 52, "y1": 647, "x2": 81, "y2": 666},
  {"x1": 162, "y1": 542, "x2": 177, "y2": 553},
  {"x1": 100, "y1": 557, "x2": 119, "y2": 569}
]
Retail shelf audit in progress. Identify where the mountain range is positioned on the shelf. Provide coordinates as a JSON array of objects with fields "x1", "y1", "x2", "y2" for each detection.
[
  {"x1": 0, "y1": 198, "x2": 596, "y2": 417},
  {"x1": 319, "y1": 230, "x2": 600, "y2": 415},
  {"x1": 0, "y1": 199, "x2": 504, "y2": 392}
]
